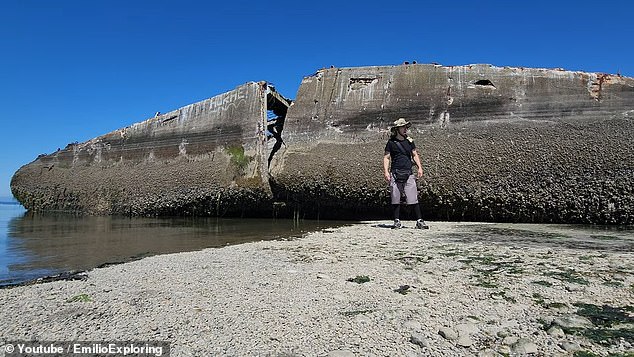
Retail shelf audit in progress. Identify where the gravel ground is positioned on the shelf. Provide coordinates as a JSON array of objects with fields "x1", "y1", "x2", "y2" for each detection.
[{"x1": 1, "y1": 221, "x2": 633, "y2": 356}]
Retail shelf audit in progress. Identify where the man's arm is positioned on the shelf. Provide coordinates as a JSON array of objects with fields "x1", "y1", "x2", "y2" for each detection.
[
  {"x1": 412, "y1": 149, "x2": 423, "y2": 178},
  {"x1": 383, "y1": 152, "x2": 391, "y2": 182}
]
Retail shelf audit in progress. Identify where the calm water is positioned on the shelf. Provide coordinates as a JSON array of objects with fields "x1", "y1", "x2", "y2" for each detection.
[{"x1": 0, "y1": 202, "x2": 348, "y2": 287}]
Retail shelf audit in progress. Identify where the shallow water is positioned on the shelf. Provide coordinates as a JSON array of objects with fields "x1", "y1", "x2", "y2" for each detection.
[
  {"x1": 2, "y1": 201, "x2": 633, "y2": 287},
  {"x1": 0, "y1": 202, "x2": 349, "y2": 286}
]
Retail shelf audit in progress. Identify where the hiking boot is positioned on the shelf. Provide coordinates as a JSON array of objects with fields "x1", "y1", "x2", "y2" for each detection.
[
  {"x1": 393, "y1": 219, "x2": 402, "y2": 229},
  {"x1": 415, "y1": 219, "x2": 429, "y2": 229}
]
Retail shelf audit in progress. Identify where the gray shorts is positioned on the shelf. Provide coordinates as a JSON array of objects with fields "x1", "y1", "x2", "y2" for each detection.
[{"x1": 390, "y1": 174, "x2": 418, "y2": 204}]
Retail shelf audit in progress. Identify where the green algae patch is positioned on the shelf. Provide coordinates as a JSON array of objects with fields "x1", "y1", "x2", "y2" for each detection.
[
  {"x1": 66, "y1": 294, "x2": 93, "y2": 303},
  {"x1": 573, "y1": 303, "x2": 634, "y2": 327},
  {"x1": 347, "y1": 275, "x2": 371, "y2": 284},
  {"x1": 340, "y1": 309, "x2": 376, "y2": 317},
  {"x1": 532, "y1": 280, "x2": 553, "y2": 287},
  {"x1": 563, "y1": 303, "x2": 634, "y2": 346},
  {"x1": 544, "y1": 268, "x2": 590, "y2": 285},
  {"x1": 225, "y1": 145, "x2": 252, "y2": 172}
]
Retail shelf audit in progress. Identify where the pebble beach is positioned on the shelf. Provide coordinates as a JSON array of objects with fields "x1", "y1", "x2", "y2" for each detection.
[{"x1": 1, "y1": 221, "x2": 633, "y2": 356}]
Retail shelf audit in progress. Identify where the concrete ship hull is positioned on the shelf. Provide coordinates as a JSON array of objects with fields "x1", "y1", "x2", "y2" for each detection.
[
  {"x1": 11, "y1": 64, "x2": 634, "y2": 224},
  {"x1": 11, "y1": 82, "x2": 290, "y2": 216}
]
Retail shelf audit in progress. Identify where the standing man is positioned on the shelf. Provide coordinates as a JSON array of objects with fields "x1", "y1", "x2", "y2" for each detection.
[{"x1": 383, "y1": 118, "x2": 429, "y2": 229}]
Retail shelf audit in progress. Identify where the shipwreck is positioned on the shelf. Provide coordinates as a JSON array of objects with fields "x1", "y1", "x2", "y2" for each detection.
[{"x1": 11, "y1": 64, "x2": 634, "y2": 224}]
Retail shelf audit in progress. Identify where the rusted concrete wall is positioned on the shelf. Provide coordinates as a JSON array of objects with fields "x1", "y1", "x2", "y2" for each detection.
[
  {"x1": 11, "y1": 82, "x2": 272, "y2": 216},
  {"x1": 270, "y1": 64, "x2": 634, "y2": 224}
]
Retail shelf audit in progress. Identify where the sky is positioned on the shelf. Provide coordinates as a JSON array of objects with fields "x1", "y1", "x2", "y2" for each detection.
[{"x1": 1, "y1": 0, "x2": 632, "y2": 199}]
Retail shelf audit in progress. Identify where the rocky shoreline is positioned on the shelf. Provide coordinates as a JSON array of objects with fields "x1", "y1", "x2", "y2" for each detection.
[{"x1": 1, "y1": 221, "x2": 633, "y2": 356}]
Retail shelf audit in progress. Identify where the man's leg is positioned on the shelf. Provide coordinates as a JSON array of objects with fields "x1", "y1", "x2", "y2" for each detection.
[
  {"x1": 393, "y1": 204, "x2": 402, "y2": 228},
  {"x1": 414, "y1": 203, "x2": 422, "y2": 220},
  {"x1": 414, "y1": 204, "x2": 429, "y2": 229},
  {"x1": 390, "y1": 179, "x2": 403, "y2": 228},
  {"x1": 393, "y1": 204, "x2": 401, "y2": 220},
  {"x1": 404, "y1": 175, "x2": 429, "y2": 229}
]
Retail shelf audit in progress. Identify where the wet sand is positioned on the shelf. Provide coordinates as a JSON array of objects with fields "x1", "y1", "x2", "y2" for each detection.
[{"x1": 1, "y1": 221, "x2": 633, "y2": 356}]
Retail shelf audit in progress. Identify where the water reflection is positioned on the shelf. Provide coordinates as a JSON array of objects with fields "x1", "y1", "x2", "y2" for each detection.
[{"x1": 2, "y1": 209, "x2": 348, "y2": 286}]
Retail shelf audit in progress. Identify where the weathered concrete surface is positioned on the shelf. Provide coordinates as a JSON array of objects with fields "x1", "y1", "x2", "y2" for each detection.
[
  {"x1": 11, "y1": 82, "x2": 288, "y2": 216},
  {"x1": 11, "y1": 64, "x2": 634, "y2": 224},
  {"x1": 270, "y1": 64, "x2": 634, "y2": 224}
]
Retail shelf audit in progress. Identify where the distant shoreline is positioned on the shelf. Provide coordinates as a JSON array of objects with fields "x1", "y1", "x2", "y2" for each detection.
[{"x1": 0, "y1": 196, "x2": 19, "y2": 205}]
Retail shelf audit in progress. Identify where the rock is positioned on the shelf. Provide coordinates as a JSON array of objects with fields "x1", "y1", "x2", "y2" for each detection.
[
  {"x1": 502, "y1": 336, "x2": 519, "y2": 346},
  {"x1": 477, "y1": 349, "x2": 498, "y2": 357},
  {"x1": 496, "y1": 328, "x2": 512, "y2": 338},
  {"x1": 457, "y1": 334, "x2": 474, "y2": 347},
  {"x1": 403, "y1": 320, "x2": 422, "y2": 331},
  {"x1": 512, "y1": 338, "x2": 539, "y2": 354},
  {"x1": 172, "y1": 345, "x2": 194, "y2": 357},
  {"x1": 499, "y1": 320, "x2": 519, "y2": 329},
  {"x1": 456, "y1": 322, "x2": 479, "y2": 335},
  {"x1": 328, "y1": 350, "x2": 355, "y2": 357},
  {"x1": 559, "y1": 341, "x2": 582, "y2": 352},
  {"x1": 354, "y1": 315, "x2": 371, "y2": 324},
  {"x1": 438, "y1": 327, "x2": 458, "y2": 341},
  {"x1": 547, "y1": 326, "x2": 565, "y2": 338},
  {"x1": 552, "y1": 315, "x2": 594, "y2": 329},
  {"x1": 497, "y1": 345, "x2": 512, "y2": 355},
  {"x1": 410, "y1": 333, "x2": 429, "y2": 348}
]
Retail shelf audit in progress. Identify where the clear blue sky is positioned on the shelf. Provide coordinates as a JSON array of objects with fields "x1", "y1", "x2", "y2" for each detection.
[{"x1": 1, "y1": 0, "x2": 632, "y2": 199}]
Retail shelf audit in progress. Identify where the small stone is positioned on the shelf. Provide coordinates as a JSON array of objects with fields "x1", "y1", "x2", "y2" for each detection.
[
  {"x1": 502, "y1": 336, "x2": 518, "y2": 346},
  {"x1": 354, "y1": 315, "x2": 371, "y2": 324},
  {"x1": 478, "y1": 349, "x2": 498, "y2": 357},
  {"x1": 499, "y1": 320, "x2": 519, "y2": 328},
  {"x1": 438, "y1": 327, "x2": 458, "y2": 341},
  {"x1": 512, "y1": 338, "x2": 538, "y2": 354},
  {"x1": 457, "y1": 334, "x2": 474, "y2": 347},
  {"x1": 497, "y1": 345, "x2": 511, "y2": 355},
  {"x1": 403, "y1": 320, "x2": 422, "y2": 331},
  {"x1": 547, "y1": 326, "x2": 565, "y2": 338},
  {"x1": 456, "y1": 322, "x2": 479, "y2": 335},
  {"x1": 328, "y1": 351, "x2": 355, "y2": 357},
  {"x1": 496, "y1": 328, "x2": 511, "y2": 338},
  {"x1": 332, "y1": 294, "x2": 347, "y2": 301},
  {"x1": 410, "y1": 333, "x2": 429, "y2": 348},
  {"x1": 559, "y1": 341, "x2": 582, "y2": 352},
  {"x1": 552, "y1": 315, "x2": 593, "y2": 329}
]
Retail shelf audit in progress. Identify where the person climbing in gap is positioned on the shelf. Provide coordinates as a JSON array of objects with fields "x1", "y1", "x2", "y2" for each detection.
[{"x1": 383, "y1": 118, "x2": 429, "y2": 229}]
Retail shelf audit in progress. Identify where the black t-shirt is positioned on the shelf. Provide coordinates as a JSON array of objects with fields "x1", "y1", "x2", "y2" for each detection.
[{"x1": 385, "y1": 138, "x2": 415, "y2": 171}]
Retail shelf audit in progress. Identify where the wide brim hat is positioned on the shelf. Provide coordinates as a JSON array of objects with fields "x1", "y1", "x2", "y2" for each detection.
[{"x1": 392, "y1": 118, "x2": 411, "y2": 129}]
